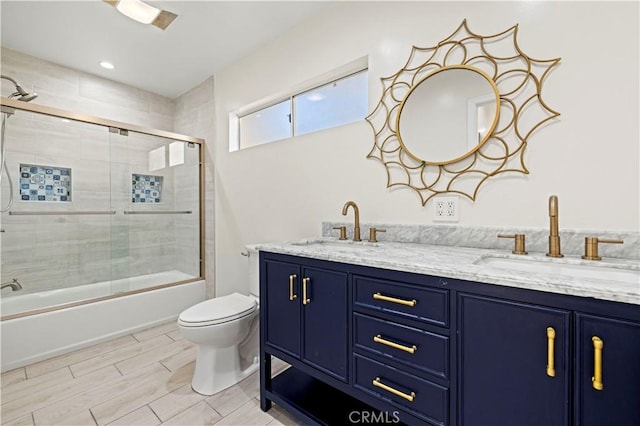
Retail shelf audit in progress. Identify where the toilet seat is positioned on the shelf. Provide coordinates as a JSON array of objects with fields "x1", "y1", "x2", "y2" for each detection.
[{"x1": 178, "y1": 292, "x2": 257, "y2": 327}]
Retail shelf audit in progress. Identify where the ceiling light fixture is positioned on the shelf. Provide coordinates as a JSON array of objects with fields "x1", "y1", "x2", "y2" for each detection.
[
  {"x1": 116, "y1": 0, "x2": 160, "y2": 24},
  {"x1": 103, "y1": 0, "x2": 178, "y2": 30},
  {"x1": 100, "y1": 61, "x2": 115, "y2": 70}
]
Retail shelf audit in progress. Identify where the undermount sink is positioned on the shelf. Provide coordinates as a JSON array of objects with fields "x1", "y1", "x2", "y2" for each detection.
[{"x1": 474, "y1": 255, "x2": 640, "y2": 285}]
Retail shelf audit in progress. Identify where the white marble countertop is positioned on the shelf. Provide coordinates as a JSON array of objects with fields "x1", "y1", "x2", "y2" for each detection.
[{"x1": 255, "y1": 238, "x2": 640, "y2": 305}]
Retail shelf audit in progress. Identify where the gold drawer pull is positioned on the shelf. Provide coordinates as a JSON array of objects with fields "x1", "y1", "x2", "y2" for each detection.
[
  {"x1": 288, "y1": 274, "x2": 297, "y2": 301},
  {"x1": 374, "y1": 335, "x2": 417, "y2": 354},
  {"x1": 372, "y1": 377, "x2": 416, "y2": 402},
  {"x1": 303, "y1": 277, "x2": 311, "y2": 305},
  {"x1": 592, "y1": 336, "x2": 603, "y2": 391},
  {"x1": 373, "y1": 292, "x2": 417, "y2": 307},
  {"x1": 547, "y1": 327, "x2": 556, "y2": 377}
]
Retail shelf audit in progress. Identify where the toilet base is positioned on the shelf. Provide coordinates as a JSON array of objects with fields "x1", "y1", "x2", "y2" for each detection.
[{"x1": 191, "y1": 344, "x2": 259, "y2": 396}]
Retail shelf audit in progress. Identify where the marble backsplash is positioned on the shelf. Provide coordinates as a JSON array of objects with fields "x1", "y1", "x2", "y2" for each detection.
[{"x1": 322, "y1": 222, "x2": 640, "y2": 261}]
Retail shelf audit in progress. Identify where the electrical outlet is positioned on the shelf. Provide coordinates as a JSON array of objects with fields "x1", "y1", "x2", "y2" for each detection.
[{"x1": 434, "y1": 196, "x2": 459, "y2": 222}]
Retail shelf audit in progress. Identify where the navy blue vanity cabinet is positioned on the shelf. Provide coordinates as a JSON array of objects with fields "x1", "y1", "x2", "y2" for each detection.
[
  {"x1": 458, "y1": 294, "x2": 571, "y2": 426},
  {"x1": 352, "y1": 274, "x2": 451, "y2": 426},
  {"x1": 301, "y1": 266, "x2": 349, "y2": 381},
  {"x1": 261, "y1": 251, "x2": 640, "y2": 426},
  {"x1": 262, "y1": 256, "x2": 348, "y2": 380},
  {"x1": 261, "y1": 252, "x2": 359, "y2": 425},
  {"x1": 263, "y1": 258, "x2": 302, "y2": 358},
  {"x1": 575, "y1": 314, "x2": 640, "y2": 426}
]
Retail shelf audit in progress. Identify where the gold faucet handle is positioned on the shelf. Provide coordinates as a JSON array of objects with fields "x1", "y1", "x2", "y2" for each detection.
[
  {"x1": 368, "y1": 228, "x2": 386, "y2": 243},
  {"x1": 497, "y1": 234, "x2": 528, "y2": 255},
  {"x1": 333, "y1": 226, "x2": 347, "y2": 240},
  {"x1": 582, "y1": 237, "x2": 624, "y2": 261}
]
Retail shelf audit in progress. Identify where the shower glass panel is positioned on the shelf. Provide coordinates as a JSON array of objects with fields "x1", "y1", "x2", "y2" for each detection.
[
  {"x1": 1, "y1": 110, "x2": 114, "y2": 301},
  {"x1": 109, "y1": 130, "x2": 201, "y2": 292},
  {"x1": 1, "y1": 104, "x2": 202, "y2": 317}
]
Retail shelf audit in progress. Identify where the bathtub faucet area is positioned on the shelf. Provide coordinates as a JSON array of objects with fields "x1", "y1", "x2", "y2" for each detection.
[{"x1": 1, "y1": 278, "x2": 22, "y2": 291}]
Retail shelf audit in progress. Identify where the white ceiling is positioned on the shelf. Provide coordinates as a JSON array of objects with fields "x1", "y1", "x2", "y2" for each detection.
[{"x1": 0, "y1": 1, "x2": 335, "y2": 99}]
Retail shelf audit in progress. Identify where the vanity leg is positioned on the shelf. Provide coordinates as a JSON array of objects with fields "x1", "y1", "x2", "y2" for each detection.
[{"x1": 260, "y1": 351, "x2": 272, "y2": 411}]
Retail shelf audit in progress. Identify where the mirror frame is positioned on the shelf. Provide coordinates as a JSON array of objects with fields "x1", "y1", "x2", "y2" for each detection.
[{"x1": 366, "y1": 20, "x2": 561, "y2": 205}]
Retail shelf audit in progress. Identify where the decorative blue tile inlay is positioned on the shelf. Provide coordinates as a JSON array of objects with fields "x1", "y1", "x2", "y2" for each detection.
[
  {"x1": 132, "y1": 174, "x2": 163, "y2": 203},
  {"x1": 19, "y1": 163, "x2": 71, "y2": 202}
]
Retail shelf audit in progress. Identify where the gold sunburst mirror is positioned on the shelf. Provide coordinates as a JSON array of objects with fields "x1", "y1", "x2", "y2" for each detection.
[{"x1": 366, "y1": 20, "x2": 561, "y2": 205}]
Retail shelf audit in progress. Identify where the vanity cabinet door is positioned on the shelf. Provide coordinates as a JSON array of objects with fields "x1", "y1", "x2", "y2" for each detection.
[
  {"x1": 301, "y1": 266, "x2": 349, "y2": 382},
  {"x1": 575, "y1": 314, "x2": 640, "y2": 426},
  {"x1": 458, "y1": 294, "x2": 571, "y2": 426},
  {"x1": 263, "y1": 259, "x2": 301, "y2": 358}
]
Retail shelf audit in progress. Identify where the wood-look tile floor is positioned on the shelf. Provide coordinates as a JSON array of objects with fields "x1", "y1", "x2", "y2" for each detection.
[{"x1": 1, "y1": 321, "x2": 302, "y2": 426}]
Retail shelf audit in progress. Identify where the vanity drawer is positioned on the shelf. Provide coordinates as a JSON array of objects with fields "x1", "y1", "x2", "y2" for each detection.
[
  {"x1": 354, "y1": 276, "x2": 449, "y2": 327},
  {"x1": 354, "y1": 353, "x2": 448, "y2": 426},
  {"x1": 354, "y1": 313, "x2": 448, "y2": 379}
]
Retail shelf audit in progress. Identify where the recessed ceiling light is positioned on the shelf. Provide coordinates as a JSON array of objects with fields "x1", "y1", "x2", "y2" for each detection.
[{"x1": 100, "y1": 61, "x2": 115, "y2": 70}]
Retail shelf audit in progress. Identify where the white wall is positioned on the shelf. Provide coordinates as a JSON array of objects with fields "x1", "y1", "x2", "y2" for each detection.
[{"x1": 213, "y1": 2, "x2": 639, "y2": 296}]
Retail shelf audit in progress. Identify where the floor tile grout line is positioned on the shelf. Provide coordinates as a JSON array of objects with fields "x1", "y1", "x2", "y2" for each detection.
[
  {"x1": 27, "y1": 363, "x2": 166, "y2": 425},
  {"x1": 0, "y1": 321, "x2": 300, "y2": 426},
  {"x1": 159, "y1": 360, "x2": 172, "y2": 373},
  {"x1": 147, "y1": 403, "x2": 163, "y2": 424},
  {"x1": 1, "y1": 367, "x2": 76, "y2": 406},
  {"x1": 131, "y1": 331, "x2": 142, "y2": 343},
  {"x1": 203, "y1": 398, "x2": 224, "y2": 418},
  {"x1": 4, "y1": 367, "x2": 27, "y2": 382},
  {"x1": 68, "y1": 364, "x2": 78, "y2": 379},
  {"x1": 212, "y1": 395, "x2": 258, "y2": 421},
  {"x1": 2, "y1": 365, "x2": 126, "y2": 425},
  {"x1": 69, "y1": 334, "x2": 174, "y2": 378},
  {"x1": 3, "y1": 324, "x2": 178, "y2": 384},
  {"x1": 149, "y1": 394, "x2": 206, "y2": 424},
  {"x1": 89, "y1": 407, "x2": 99, "y2": 426},
  {"x1": 24, "y1": 335, "x2": 142, "y2": 380}
]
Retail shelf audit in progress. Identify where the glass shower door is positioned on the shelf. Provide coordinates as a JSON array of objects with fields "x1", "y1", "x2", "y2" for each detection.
[
  {"x1": 1, "y1": 111, "x2": 114, "y2": 314},
  {"x1": 109, "y1": 129, "x2": 201, "y2": 294}
]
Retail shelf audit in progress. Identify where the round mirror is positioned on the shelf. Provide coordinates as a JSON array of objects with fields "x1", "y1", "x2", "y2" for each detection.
[{"x1": 397, "y1": 66, "x2": 500, "y2": 165}]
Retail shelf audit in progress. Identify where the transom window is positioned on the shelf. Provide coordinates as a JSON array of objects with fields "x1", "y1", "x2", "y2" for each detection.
[{"x1": 232, "y1": 68, "x2": 368, "y2": 151}]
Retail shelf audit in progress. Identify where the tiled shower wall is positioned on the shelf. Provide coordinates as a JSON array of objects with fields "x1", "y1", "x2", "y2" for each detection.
[
  {"x1": 173, "y1": 77, "x2": 216, "y2": 298},
  {"x1": 1, "y1": 47, "x2": 204, "y2": 295}
]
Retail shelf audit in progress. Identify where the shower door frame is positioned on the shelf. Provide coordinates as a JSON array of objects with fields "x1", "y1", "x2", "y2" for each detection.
[{"x1": 0, "y1": 96, "x2": 206, "y2": 320}]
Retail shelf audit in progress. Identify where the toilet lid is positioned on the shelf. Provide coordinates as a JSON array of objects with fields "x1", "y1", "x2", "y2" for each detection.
[{"x1": 179, "y1": 292, "x2": 257, "y2": 326}]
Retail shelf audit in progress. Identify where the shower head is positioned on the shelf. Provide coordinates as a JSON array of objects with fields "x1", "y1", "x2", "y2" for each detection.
[
  {"x1": 13, "y1": 92, "x2": 38, "y2": 102},
  {"x1": 1, "y1": 75, "x2": 38, "y2": 102}
]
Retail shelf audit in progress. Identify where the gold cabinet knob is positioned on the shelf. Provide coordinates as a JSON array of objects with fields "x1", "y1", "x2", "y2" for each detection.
[
  {"x1": 582, "y1": 237, "x2": 624, "y2": 261},
  {"x1": 497, "y1": 234, "x2": 527, "y2": 255},
  {"x1": 333, "y1": 226, "x2": 347, "y2": 240},
  {"x1": 368, "y1": 227, "x2": 386, "y2": 243}
]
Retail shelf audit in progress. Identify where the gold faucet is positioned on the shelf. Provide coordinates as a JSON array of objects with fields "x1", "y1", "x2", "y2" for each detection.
[
  {"x1": 546, "y1": 195, "x2": 563, "y2": 258},
  {"x1": 341, "y1": 201, "x2": 361, "y2": 242}
]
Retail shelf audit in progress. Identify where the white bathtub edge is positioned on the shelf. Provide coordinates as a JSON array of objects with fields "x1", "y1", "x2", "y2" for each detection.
[{"x1": 1, "y1": 314, "x2": 179, "y2": 371}]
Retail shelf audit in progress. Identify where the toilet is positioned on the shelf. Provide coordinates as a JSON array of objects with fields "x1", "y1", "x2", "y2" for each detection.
[{"x1": 178, "y1": 248, "x2": 260, "y2": 395}]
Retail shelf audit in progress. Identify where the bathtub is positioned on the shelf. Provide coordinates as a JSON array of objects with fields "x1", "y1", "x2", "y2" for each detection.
[{"x1": 0, "y1": 271, "x2": 205, "y2": 372}]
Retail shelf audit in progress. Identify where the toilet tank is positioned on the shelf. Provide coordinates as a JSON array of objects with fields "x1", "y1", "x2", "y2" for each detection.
[{"x1": 247, "y1": 246, "x2": 260, "y2": 297}]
